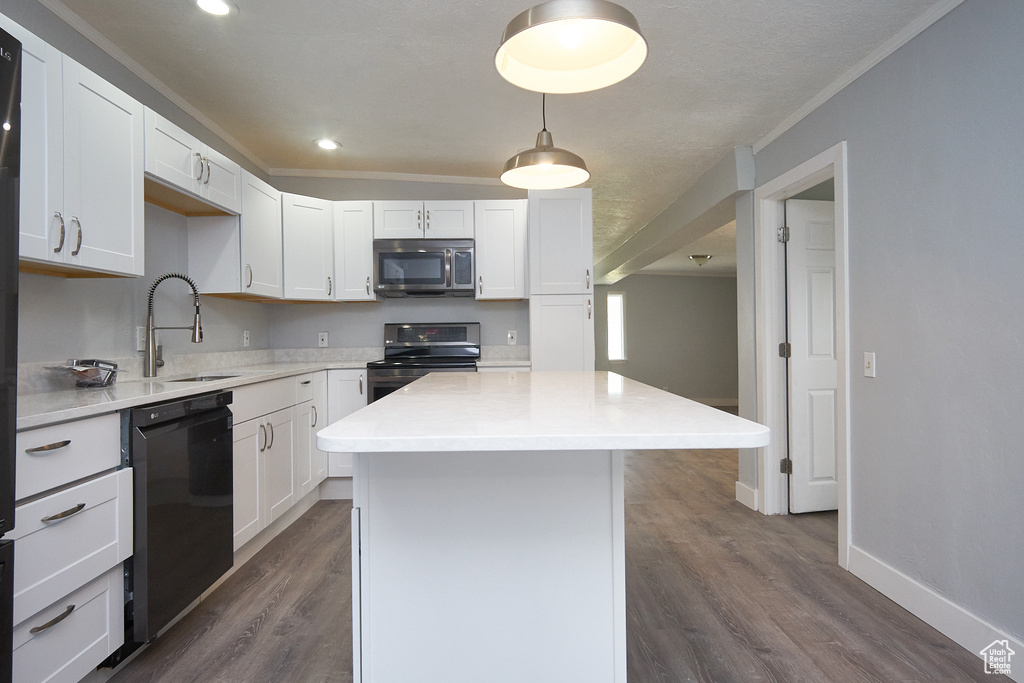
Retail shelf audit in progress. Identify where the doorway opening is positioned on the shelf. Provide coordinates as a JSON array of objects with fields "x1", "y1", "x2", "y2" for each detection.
[{"x1": 753, "y1": 141, "x2": 851, "y2": 569}]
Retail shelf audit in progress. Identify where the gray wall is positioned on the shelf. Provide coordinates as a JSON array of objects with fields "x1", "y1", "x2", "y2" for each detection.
[
  {"x1": 751, "y1": 0, "x2": 1023, "y2": 639},
  {"x1": 595, "y1": 274, "x2": 738, "y2": 402},
  {"x1": 18, "y1": 204, "x2": 273, "y2": 363}
]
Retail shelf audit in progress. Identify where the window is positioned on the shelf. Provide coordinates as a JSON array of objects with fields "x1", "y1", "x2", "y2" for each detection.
[{"x1": 607, "y1": 292, "x2": 626, "y2": 361}]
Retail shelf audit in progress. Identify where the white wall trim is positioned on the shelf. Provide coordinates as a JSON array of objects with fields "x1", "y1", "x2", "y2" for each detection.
[
  {"x1": 849, "y1": 545, "x2": 1024, "y2": 683},
  {"x1": 269, "y1": 167, "x2": 506, "y2": 187},
  {"x1": 752, "y1": 0, "x2": 964, "y2": 153},
  {"x1": 753, "y1": 141, "x2": 851, "y2": 570},
  {"x1": 735, "y1": 481, "x2": 758, "y2": 511},
  {"x1": 320, "y1": 476, "x2": 354, "y2": 500}
]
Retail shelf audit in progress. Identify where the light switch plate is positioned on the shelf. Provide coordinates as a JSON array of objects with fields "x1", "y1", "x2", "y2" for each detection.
[
  {"x1": 243, "y1": 330, "x2": 250, "y2": 347},
  {"x1": 507, "y1": 330, "x2": 517, "y2": 346},
  {"x1": 864, "y1": 352, "x2": 876, "y2": 378},
  {"x1": 318, "y1": 332, "x2": 329, "y2": 348}
]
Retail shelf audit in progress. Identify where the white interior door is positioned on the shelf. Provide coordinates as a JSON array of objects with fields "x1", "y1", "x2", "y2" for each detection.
[{"x1": 786, "y1": 199, "x2": 839, "y2": 513}]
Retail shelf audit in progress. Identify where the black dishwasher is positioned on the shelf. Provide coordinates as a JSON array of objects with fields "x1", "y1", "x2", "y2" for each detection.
[{"x1": 126, "y1": 390, "x2": 233, "y2": 646}]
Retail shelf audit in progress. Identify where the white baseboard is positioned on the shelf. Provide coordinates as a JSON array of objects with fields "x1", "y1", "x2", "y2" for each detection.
[
  {"x1": 848, "y1": 545, "x2": 1023, "y2": 682},
  {"x1": 320, "y1": 476, "x2": 353, "y2": 500},
  {"x1": 735, "y1": 481, "x2": 758, "y2": 510}
]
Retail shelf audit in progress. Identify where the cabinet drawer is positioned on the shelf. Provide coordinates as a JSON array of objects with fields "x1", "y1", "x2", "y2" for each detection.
[
  {"x1": 231, "y1": 377, "x2": 295, "y2": 423},
  {"x1": 11, "y1": 469, "x2": 132, "y2": 624},
  {"x1": 15, "y1": 413, "x2": 121, "y2": 501},
  {"x1": 295, "y1": 373, "x2": 315, "y2": 404},
  {"x1": 13, "y1": 566, "x2": 124, "y2": 683}
]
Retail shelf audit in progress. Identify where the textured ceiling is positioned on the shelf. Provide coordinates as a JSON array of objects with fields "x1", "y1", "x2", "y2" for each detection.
[{"x1": 49, "y1": 0, "x2": 946, "y2": 266}]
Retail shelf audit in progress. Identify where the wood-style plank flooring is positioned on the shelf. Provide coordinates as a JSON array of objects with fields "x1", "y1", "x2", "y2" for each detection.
[{"x1": 109, "y1": 449, "x2": 1002, "y2": 682}]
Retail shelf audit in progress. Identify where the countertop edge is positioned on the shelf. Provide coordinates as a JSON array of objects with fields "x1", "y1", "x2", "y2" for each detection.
[{"x1": 17, "y1": 361, "x2": 366, "y2": 430}]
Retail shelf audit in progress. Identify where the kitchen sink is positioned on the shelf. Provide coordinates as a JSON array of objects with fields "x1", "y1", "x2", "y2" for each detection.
[{"x1": 167, "y1": 375, "x2": 239, "y2": 382}]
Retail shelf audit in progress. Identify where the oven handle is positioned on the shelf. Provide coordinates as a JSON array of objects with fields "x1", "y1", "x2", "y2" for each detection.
[{"x1": 445, "y1": 248, "x2": 452, "y2": 288}]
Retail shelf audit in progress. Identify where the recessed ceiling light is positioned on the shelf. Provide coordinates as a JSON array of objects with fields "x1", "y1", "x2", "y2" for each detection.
[
  {"x1": 315, "y1": 139, "x2": 341, "y2": 151},
  {"x1": 197, "y1": 0, "x2": 234, "y2": 16}
]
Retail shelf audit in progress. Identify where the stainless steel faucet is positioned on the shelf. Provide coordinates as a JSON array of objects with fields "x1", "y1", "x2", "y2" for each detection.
[{"x1": 145, "y1": 273, "x2": 203, "y2": 377}]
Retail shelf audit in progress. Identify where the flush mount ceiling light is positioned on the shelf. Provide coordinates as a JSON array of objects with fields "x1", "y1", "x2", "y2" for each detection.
[
  {"x1": 315, "y1": 139, "x2": 341, "y2": 151},
  {"x1": 495, "y1": 0, "x2": 648, "y2": 94},
  {"x1": 501, "y1": 94, "x2": 589, "y2": 190},
  {"x1": 196, "y1": 0, "x2": 235, "y2": 16},
  {"x1": 688, "y1": 254, "x2": 713, "y2": 267}
]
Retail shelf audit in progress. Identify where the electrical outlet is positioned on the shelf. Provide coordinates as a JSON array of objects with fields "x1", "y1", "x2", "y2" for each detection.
[
  {"x1": 864, "y1": 352, "x2": 876, "y2": 378},
  {"x1": 243, "y1": 330, "x2": 250, "y2": 347},
  {"x1": 507, "y1": 329, "x2": 517, "y2": 346},
  {"x1": 318, "y1": 332, "x2": 329, "y2": 348},
  {"x1": 136, "y1": 326, "x2": 147, "y2": 352}
]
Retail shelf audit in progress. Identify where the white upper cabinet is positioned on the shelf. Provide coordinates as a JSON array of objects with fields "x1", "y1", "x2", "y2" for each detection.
[
  {"x1": 188, "y1": 169, "x2": 283, "y2": 298},
  {"x1": 528, "y1": 189, "x2": 593, "y2": 295},
  {"x1": 475, "y1": 199, "x2": 527, "y2": 300},
  {"x1": 283, "y1": 194, "x2": 334, "y2": 300},
  {"x1": 423, "y1": 201, "x2": 474, "y2": 238},
  {"x1": 240, "y1": 171, "x2": 284, "y2": 298},
  {"x1": 333, "y1": 201, "x2": 376, "y2": 301},
  {"x1": 15, "y1": 21, "x2": 144, "y2": 277},
  {"x1": 144, "y1": 108, "x2": 241, "y2": 214},
  {"x1": 373, "y1": 200, "x2": 474, "y2": 239}
]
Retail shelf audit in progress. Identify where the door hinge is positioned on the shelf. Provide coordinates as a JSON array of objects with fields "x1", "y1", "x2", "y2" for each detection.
[
  {"x1": 777, "y1": 226, "x2": 790, "y2": 243},
  {"x1": 779, "y1": 342, "x2": 792, "y2": 359},
  {"x1": 780, "y1": 458, "x2": 793, "y2": 475}
]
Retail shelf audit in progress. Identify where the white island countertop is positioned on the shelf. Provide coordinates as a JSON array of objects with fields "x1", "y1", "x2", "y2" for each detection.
[{"x1": 318, "y1": 371, "x2": 770, "y2": 453}]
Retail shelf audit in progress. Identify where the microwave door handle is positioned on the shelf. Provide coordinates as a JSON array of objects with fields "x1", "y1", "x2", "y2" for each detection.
[{"x1": 445, "y1": 248, "x2": 453, "y2": 287}]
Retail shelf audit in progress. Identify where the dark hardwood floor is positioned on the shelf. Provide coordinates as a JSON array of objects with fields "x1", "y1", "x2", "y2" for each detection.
[{"x1": 109, "y1": 449, "x2": 1001, "y2": 682}]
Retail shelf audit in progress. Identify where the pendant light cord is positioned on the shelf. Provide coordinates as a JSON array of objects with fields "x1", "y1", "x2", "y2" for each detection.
[{"x1": 542, "y1": 93, "x2": 547, "y2": 132}]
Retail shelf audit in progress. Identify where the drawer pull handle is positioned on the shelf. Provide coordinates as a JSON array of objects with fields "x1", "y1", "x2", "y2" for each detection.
[
  {"x1": 30, "y1": 605, "x2": 76, "y2": 634},
  {"x1": 25, "y1": 439, "x2": 71, "y2": 454},
  {"x1": 311, "y1": 405, "x2": 318, "y2": 428},
  {"x1": 41, "y1": 503, "x2": 86, "y2": 523},
  {"x1": 71, "y1": 217, "x2": 83, "y2": 257},
  {"x1": 300, "y1": 380, "x2": 312, "y2": 385},
  {"x1": 53, "y1": 212, "x2": 66, "y2": 253}
]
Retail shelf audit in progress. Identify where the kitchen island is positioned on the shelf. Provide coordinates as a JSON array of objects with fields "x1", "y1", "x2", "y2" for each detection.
[{"x1": 317, "y1": 371, "x2": 770, "y2": 683}]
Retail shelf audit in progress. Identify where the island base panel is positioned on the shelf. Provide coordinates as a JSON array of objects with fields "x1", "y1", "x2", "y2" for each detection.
[{"x1": 352, "y1": 449, "x2": 625, "y2": 683}]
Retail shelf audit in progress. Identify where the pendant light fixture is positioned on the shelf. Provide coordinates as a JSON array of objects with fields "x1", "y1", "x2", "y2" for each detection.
[
  {"x1": 495, "y1": 0, "x2": 647, "y2": 94},
  {"x1": 501, "y1": 94, "x2": 590, "y2": 190}
]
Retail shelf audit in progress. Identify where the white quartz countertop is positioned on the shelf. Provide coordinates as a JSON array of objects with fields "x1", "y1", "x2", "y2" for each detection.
[
  {"x1": 16, "y1": 361, "x2": 367, "y2": 430},
  {"x1": 317, "y1": 371, "x2": 770, "y2": 453}
]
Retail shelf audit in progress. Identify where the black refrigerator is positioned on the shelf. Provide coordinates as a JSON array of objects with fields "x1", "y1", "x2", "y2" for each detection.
[{"x1": 0, "y1": 25, "x2": 20, "y2": 683}]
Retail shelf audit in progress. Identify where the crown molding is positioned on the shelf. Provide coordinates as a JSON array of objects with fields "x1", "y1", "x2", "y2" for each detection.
[
  {"x1": 269, "y1": 168, "x2": 506, "y2": 187},
  {"x1": 753, "y1": 0, "x2": 964, "y2": 154},
  {"x1": 35, "y1": 0, "x2": 270, "y2": 174}
]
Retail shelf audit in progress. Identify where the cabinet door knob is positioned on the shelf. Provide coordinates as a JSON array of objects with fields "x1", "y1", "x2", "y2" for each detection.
[
  {"x1": 195, "y1": 152, "x2": 205, "y2": 181},
  {"x1": 71, "y1": 217, "x2": 83, "y2": 256},
  {"x1": 29, "y1": 605, "x2": 75, "y2": 634},
  {"x1": 53, "y1": 212, "x2": 66, "y2": 253}
]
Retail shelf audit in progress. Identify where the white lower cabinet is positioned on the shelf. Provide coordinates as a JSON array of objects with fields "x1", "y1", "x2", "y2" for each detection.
[
  {"x1": 232, "y1": 375, "x2": 323, "y2": 552},
  {"x1": 10, "y1": 466, "x2": 132, "y2": 683},
  {"x1": 13, "y1": 566, "x2": 124, "y2": 683},
  {"x1": 295, "y1": 372, "x2": 329, "y2": 499},
  {"x1": 326, "y1": 369, "x2": 367, "y2": 478},
  {"x1": 529, "y1": 294, "x2": 596, "y2": 371}
]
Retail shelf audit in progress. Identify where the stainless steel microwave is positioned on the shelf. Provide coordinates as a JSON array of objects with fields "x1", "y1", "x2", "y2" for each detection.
[{"x1": 373, "y1": 239, "x2": 475, "y2": 297}]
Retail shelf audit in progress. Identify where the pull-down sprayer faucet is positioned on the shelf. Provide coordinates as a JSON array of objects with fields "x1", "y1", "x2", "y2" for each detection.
[{"x1": 144, "y1": 273, "x2": 203, "y2": 377}]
